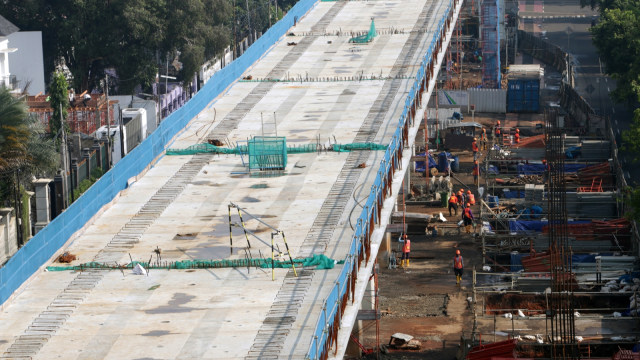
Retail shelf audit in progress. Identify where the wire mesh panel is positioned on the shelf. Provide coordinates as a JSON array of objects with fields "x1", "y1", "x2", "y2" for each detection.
[{"x1": 247, "y1": 136, "x2": 287, "y2": 172}]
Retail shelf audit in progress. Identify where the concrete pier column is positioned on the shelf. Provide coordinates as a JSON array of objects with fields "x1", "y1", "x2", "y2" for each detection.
[
  {"x1": 83, "y1": 148, "x2": 91, "y2": 179},
  {"x1": 33, "y1": 179, "x2": 52, "y2": 235}
]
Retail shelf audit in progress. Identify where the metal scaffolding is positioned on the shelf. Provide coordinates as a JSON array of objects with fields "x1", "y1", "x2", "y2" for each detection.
[
  {"x1": 480, "y1": 0, "x2": 500, "y2": 88},
  {"x1": 545, "y1": 109, "x2": 578, "y2": 359}
]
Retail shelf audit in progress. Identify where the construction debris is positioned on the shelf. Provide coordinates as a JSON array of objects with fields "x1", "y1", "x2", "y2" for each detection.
[
  {"x1": 57, "y1": 252, "x2": 77, "y2": 263},
  {"x1": 387, "y1": 333, "x2": 421, "y2": 350}
]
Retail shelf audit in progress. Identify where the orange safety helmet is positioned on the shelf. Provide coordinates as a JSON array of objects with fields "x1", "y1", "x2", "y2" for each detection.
[
  {"x1": 497, "y1": 120, "x2": 501, "y2": 125},
  {"x1": 516, "y1": 128, "x2": 520, "y2": 133},
  {"x1": 403, "y1": 234, "x2": 408, "y2": 239},
  {"x1": 474, "y1": 160, "x2": 478, "y2": 164},
  {"x1": 456, "y1": 249, "x2": 461, "y2": 255},
  {"x1": 473, "y1": 137, "x2": 477, "y2": 141},
  {"x1": 466, "y1": 203, "x2": 470, "y2": 207},
  {"x1": 542, "y1": 159, "x2": 547, "y2": 164},
  {"x1": 467, "y1": 190, "x2": 472, "y2": 194}
]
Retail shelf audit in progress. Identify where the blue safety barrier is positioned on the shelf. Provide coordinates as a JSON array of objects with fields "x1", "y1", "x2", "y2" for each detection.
[
  {"x1": 306, "y1": 0, "x2": 456, "y2": 357},
  {"x1": 0, "y1": 0, "x2": 318, "y2": 306}
]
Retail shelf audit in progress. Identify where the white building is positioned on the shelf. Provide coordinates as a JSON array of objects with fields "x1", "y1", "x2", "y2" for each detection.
[{"x1": 0, "y1": 15, "x2": 18, "y2": 89}]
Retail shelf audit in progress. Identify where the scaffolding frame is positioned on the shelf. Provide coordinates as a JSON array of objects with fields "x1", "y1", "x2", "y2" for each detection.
[{"x1": 480, "y1": 0, "x2": 500, "y2": 88}]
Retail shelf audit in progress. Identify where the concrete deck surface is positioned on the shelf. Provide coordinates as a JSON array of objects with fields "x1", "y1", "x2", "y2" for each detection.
[{"x1": 0, "y1": 1, "x2": 451, "y2": 359}]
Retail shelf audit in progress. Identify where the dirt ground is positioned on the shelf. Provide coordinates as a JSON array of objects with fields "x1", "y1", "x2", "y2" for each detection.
[{"x1": 352, "y1": 232, "x2": 480, "y2": 360}]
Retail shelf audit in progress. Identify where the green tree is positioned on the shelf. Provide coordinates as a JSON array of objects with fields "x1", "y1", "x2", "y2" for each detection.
[
  {"x1": 591, "y1": 5, "x2": 640, "y2": 103},
  {"x1": 0, "y1": 88, "x2": 30, "y2": 173},
  {"x1": 0, "y1": 0, "x2": 234, "y2": 94},
  {"x1": 48, "y1": 71, "x2": 69, "y2": 140}
]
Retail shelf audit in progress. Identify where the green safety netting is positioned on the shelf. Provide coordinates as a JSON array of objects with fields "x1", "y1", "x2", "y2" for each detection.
[
  {"x1": 166, "y1": 142, "x2": 387, "y2": 156},
  {"x1": 46, "y1": 254, "x2": 344, "y2": 272},
  {"x1": 349, "y1": 19, "x2": 377, "y2": 44},
  {"x1": 332, "y1": 143, "x2": 387, "y2": 152}
]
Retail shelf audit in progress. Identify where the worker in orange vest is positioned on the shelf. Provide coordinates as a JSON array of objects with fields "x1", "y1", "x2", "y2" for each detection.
[
  {"x1": 401, "y1": 234, "x2": 411, "y2": 267},
  {"x1": 480, "y1": 128, "x2": 488, "y2": 150},
  {"x1": 453, "y1": 249, "x2": 464, "y2": 285},
  {"x1": 472, "y1": 160, "x2": 480, "y2": 186},
  {"x1": 494, "y1": 120, "x2": 501, "y2": 144},
  {"x1": 514, "y1": 128, "x2": 520, "y2": 144},
  {"x1": 462, "y1": 203, "x2": 474, "y2": 234},
  {"x1": 458, "y1": 189, "x2": 466, "y2": 206},
  {"x1": 448, "y1": 192, "x2": 459, "y2": 216},
  {"x1": 471, "y1": 137, "x2": 479, "y2": 161},
  {"x1": 467, "y1": 189, "x2": 475, "y2": 205}
]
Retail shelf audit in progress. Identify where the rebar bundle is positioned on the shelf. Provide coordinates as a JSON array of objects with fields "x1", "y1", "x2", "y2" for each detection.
[{"x1": 545, "y1": 109, "x2": 578, "y2": 359}]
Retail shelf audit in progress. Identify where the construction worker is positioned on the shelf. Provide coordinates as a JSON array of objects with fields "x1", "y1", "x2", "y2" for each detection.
[
  {"x1": 542, "y1": 159, "x2": 550, "y2": 183},
  {"x1": 472, "y1": 160, "x2": 480, "y2": 186},
  {"x1": 494, "y1": 120, "x2": 501, "y2": 141},
  {"x1": 514, "y1": 128, "x2": 520, "y2": 144},
  {"x1": 471, "y1": 137, "x2": 479, "y2": 161},
  {"x1": 453, "y1": 249, "x2": 464, "y2": 285},
  {"x1": 480, "y1": 128, "x2": 488, "y2": 150},
  {"x1": 462, "y1": 203, "x2": 474, "y2": 234},
  {"x1": 458, "y1": 189, "x2": 466, "y2": 206},
  {"x1": 467, "y1": 189, "x2": 475, "y2": 205},
  {"x1": 401, "y1": 234, "x2": 411, "y2": 267},
  {"x1": 448, "y1": 192, "x2": 459, "y2": 216}
]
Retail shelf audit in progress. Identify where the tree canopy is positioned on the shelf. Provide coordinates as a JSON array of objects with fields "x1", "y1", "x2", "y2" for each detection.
[
  {"x1": 0, "y1": 0, "x2": 235, "y2": 93},
  {"x1": 590, "y1": 0, "x2": 640, "y2": 103},
  {"x1": 0, "y1": 0, "x2": 302, "y2": 94}
]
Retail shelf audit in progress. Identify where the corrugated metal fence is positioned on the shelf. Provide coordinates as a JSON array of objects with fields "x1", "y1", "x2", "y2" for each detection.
[{"x1": 468, "y1": 88, "x2": 506, "y2": 113}]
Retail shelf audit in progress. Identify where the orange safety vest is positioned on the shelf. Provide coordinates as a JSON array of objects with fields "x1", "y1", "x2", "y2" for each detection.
[
  {"x1": 495, "y1": 127, "x2": 501, "y2": 136},
  {"x1": 468, "y1": 193, "x2": 475, "y2": 205},
  {"x1": 449, "y1": 194, "x2": 458, "y2": 204},
  {"x1": 481, "y1": 129, "x2": 487, "y2": 140},
  {"x1": 472, "y1": 141, "x2": 478, "y2": 152},
  {"x1": 514, "y1": 133, "x2": 520, "y2": 143},
  {"x1": 403, "y1": 239, "x2": 411, "y2": 253},
  {"x1": 454, "y1": 255, "x2": 463, "y2": 269},
  {"x1": 472, "y1": 165, "x2": 479, "y2": 176},
  {"x1": 464, "y1": 207, "x2": 472, "y2": 219}
]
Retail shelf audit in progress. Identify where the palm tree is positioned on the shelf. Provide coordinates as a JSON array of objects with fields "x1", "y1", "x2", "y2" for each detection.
[
  {"x1": 0, "y1": 87, "x2": 58, "y2": 245},
  {"x1": 0, "y1": 87, "x2": 30, "y2": 173}
]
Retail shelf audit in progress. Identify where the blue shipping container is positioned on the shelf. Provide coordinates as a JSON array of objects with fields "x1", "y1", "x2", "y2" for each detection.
[{"x1": 507, "y1": 79, "x2": 540, "y2": 112}]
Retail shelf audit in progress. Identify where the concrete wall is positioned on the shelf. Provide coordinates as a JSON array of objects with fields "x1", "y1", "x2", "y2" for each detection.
[
  {"x1": 8, "y1": 31, "x2": 45, "y2": 95},
  {"x1": 0, "y1": 208, "x2": 17, "y2": 265}
]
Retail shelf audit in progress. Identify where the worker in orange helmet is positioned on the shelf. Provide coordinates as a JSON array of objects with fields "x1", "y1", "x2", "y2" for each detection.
[
  {"x1": 471, "y1": 137, "x2": 479, "y2": 161},
  {"x1": 467, "y1": 189, "x2": 475, "y2": 205},
  {"x1": 462, "y1": 203, "x2": 474, "y2": 234},
  {"x1": 514, "y1": 128, "x2": 520, "y2": 144},
  {"x1": 453, "y1": 249, "x2": 464, "y2": 285},
  {"x1": 494, "y1": 120, "x2": 501, "y2": 141},
  {"x1": 401, "y1": 234, "x2": 411, "y2": 267},
  {"x1": 458, "y1": 189, "x2": 466, "y2": 206},
  {"x1": 472, "y1": 160, "x2": 480, "y2": 186},
  {"x1": 480, "y1": 128, "x2": 488, "y2": 150},
  {"x1": 448, "y1": 192, "x2": 459, "y2": 216}
]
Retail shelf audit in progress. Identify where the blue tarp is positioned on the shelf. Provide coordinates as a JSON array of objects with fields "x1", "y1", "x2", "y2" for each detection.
[
  {"x1": 516, "y1": 163, "x2": 588, "y2": 175},
  {"x1": 516, "y1": 205, "x2": 543, "y2": 220},
  {"x1": 485, "y1": 165, "x2": 499, "y2": 175},
  {"x1": 438, "y1": 152, "x2": 452, "y2": 172},
  {"x1": 510, "y1": 252, "x2": 523, "y2": 272},
  {"x1": 415, "y1": 152, "x2": 437, "y2": 173},
  {"x1": 566, "y1": 146, "x2": 582, "y2": 159},
  {"x1": 503, "y1": 189, "x2": 525, "y2": 199},
  {"x1": 509, "y1": 219, "x2": 591, "y2": 234}
]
